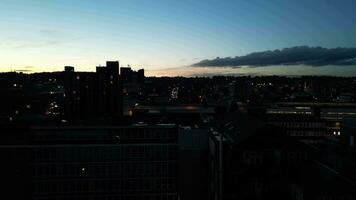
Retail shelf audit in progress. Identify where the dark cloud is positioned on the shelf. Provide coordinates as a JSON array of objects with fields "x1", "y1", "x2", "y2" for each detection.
[{"x1": 192, "y1": 46, "x2": 356, "y2": 67}]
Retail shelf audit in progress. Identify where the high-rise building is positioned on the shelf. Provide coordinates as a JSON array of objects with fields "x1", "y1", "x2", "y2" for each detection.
[
  {"x1": 120, "y1": 67, "x2": 133, "y2": 83},
  {"x1": 137, "y1": 69, "x2": 145, "y2": 84},
  {"x1": 62, "y1": 61, "x2": 123, "y2": 121}
]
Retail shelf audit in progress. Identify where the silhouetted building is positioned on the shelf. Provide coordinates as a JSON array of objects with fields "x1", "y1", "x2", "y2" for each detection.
[
  {"x1": 120, "y1": 67, "x2": 145, "y2": 84},
  {"x1": 120, "y1": 67, "x2": 133, "y2": 82},
  {"x1": 62, "y1": 61, "x2": 123, "y2": 121},
  {"x1": 137, "y1": 69, "x2": 145, "y2": 83},
  {"x1": 64, "y1": 66, "x2": 74, "y2": 73}
]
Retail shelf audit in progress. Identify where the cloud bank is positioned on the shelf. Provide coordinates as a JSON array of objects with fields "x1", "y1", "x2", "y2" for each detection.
[{"x1": 192, "y1": 46, "x2": 356, "y2": 67}]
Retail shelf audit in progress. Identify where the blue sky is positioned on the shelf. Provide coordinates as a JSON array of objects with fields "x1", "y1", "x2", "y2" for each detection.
[{"x1": 1, "y1": 0, "x2": 356, "y2": 76}]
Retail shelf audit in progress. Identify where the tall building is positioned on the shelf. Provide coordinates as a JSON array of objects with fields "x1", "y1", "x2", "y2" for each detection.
[
  {"x1": 120, "y1": 67, "x2": 145, "y2": 84},
  {"x1": 97, "y1": 61, "x2": 122, "y2": 118},
  {"x1": 120, "y1": 67, "x2": 133, "y2": 83},
  {"x1": 62, "y1": 61, "x2": 123, "y2": 121},
  {"x1": 0, "y1": 123, "x2": 178, "y2": 200},
  {"x1": 137, "y1": 69, "x2": 145, "y2": 83}
]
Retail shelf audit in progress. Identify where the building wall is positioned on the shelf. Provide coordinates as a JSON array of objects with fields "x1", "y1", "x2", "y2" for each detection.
[{"x1": 0, "y1": 125, "x2": 178, "y2": 200}]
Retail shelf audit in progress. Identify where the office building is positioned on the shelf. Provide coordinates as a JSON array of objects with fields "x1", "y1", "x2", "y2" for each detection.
[{"x1": 0, "y1": 123, "x2": 178, "y2": 200}]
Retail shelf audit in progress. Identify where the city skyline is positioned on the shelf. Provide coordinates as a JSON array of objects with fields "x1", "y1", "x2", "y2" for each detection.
[{"x1": 1, "y1": 0, "x2": 356, "y2": 76}]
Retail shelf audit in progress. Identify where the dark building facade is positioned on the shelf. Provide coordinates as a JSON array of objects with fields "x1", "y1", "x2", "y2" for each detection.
[
  {"x1": 120, "y1": 67, "x2": 144, "y2": 84},
  {"x1": 209, "y1": 125, "x2": 315, "y2": 200},
  {"x1": 208, "y1": 123, "x2": 356, "y2": 200},
  {"x1": 0, "y1": 124, "x2": 178, "y2": 200},
  {"x1": 267, "y1": 114, "x2": 327, "y2": 144},
  {"x1": 178, "y1": 128, "x2": 209, "y2": 200}
]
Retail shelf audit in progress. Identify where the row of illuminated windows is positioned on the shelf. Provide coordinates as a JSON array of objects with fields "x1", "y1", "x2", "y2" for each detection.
[
  {"x1": 266, "y1": 110, "x2": 312, "y2": 115},
  {"x1": 271, "y1": 122, "x2": 326, "y2": 129},
  {"x1": 32, "y1": 145, "x2": 177, "y2": 162},
  {"x1": 33, "y1": 128, "x2": 177, "y2": 141},
  {"x1": 33, "y1": 178, "x2": 176, "y2": 194},
  {"x1": 32, "y1": 161, "x2": 177, "y2": 178}
]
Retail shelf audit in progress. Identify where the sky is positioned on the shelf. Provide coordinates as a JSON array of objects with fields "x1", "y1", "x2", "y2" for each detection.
[{"x1": 1, "y1": 0, "x2": 356, "y2": 76}]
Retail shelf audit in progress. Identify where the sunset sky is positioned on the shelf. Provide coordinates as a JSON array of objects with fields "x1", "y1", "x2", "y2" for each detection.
[{"x1": 1, "y1": 0, "x2": 356, "y2": 76}]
